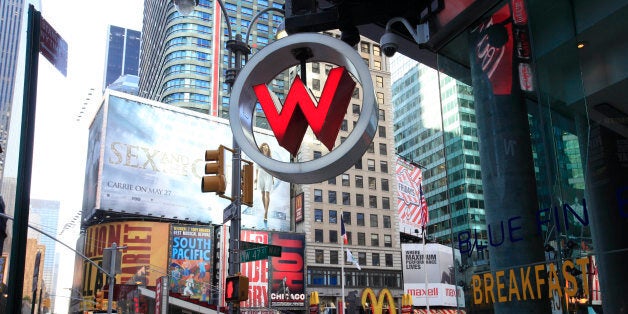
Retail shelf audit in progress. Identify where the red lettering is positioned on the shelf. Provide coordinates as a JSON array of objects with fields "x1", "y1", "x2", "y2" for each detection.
[{"x1": 107, "y1": 224, "x2": 121, "y2": 247}]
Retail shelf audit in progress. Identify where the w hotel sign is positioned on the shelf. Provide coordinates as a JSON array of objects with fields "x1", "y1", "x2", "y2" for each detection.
[{"x1": 229, "y1": 33, "x2": 378, "y2": 183}]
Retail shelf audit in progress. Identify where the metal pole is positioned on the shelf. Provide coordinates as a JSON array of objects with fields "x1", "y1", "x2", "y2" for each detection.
[
  {"x1": 423, "y1": 229, "x2": 429, "y2": 313},
  {"x1": 107, "y1": 242, "x2": 117, "y2": 314},
  {"x1": 7, "y1": 5, "x2": 40, "y2": 313}
]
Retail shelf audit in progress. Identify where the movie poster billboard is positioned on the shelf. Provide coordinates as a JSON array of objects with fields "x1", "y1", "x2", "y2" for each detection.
[
  {"x1": 240, "y1": 230, "x2": 306, "y2": 309},
  {"x1": 401, "y1": 243, "x2": 465, "y2": 307},
  {"x1": 168, "y1": 224, "x2": 213, "y2": 301},
  {"x1": 82, "y1": 221, "x2": 169, "y2": 292},
  {"x1": 396, "y1": 156, "x2": 428, "y2": 235},
  {"x1": 83, "y1": 91, "x2": 290, "y2": 231}
]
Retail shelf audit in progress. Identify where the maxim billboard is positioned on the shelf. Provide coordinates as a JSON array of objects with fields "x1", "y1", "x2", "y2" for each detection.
[{"x1": 82, "y1": 91, "x2": 290, "y2": 231}]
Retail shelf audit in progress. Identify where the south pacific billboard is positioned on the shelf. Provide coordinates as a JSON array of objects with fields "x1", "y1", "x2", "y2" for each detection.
[
  {"x1": 168, "y1": 224, "x2": 213, "y2": 301},
  {"x1": 240, "y1": 230, "x2": 306, "y2": 309},
  {"x1": 81, "y1": 221, "x2": 170, "y2": 294},
  {"x1": 81, "y1": 91, "x2": 290, "y2": 231},
  {"x1": 401, "y1": 243, "x2": 465, "y2": 307}
]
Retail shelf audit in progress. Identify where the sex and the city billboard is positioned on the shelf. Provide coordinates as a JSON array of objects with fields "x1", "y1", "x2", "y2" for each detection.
[{"x1": 81, "y1": 91, "x2": 291, "y2": 231}]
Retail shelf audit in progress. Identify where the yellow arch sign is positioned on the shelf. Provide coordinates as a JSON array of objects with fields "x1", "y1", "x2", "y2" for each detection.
[{"x1": 361, "y1": 288, "x2": 397, "y2": 314}]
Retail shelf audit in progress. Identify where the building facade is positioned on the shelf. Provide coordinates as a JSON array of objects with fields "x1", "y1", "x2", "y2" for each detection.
[
  {"x1": 103, "y1": 25, "x2": 141, "y2": 92},
  {"x1": 295, "y1": 31, "x2": 403, "y2": 309}
]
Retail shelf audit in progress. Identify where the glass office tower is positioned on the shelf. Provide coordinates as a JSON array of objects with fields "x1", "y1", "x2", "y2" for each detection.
[{"x1": 103, "y1": 25, "x2": 141, "y2": 92}]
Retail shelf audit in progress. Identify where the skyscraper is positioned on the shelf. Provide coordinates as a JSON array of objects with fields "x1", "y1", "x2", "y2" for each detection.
[
  {"x1": 28, "y1": 199, "x2": 60, "y2": 310},
  {"x1": 139, "y1": 0, "x2": 285, "y2": 124},
  {"x1": 0, "y1": 0, "x2": 26, "y2": 184},
  {"x1": 391, "y1": 55, "x2": 488, "y2": 264},
  {"x1": 103, "y1": 25, "x2": 141, "y2": 92}
]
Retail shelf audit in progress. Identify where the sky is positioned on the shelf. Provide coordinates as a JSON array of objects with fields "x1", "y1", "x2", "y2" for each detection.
[{"x1": 9, "y1": 0, "x2": 143, "y2": 312}]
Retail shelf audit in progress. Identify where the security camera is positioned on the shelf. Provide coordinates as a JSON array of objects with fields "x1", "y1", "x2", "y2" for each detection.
[{"x1": 380, "y1": 32, "x2": 403, "y2": 57}]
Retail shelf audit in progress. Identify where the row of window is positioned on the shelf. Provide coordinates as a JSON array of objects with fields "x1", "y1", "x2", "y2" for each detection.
[
  {"x1": 313, "y1": 210, "x2": 392, "y2": 227},
  {"x1": 327, "y1": 173, "x2": 390, "y2": 190},
  {"x1": 314, "y1": 230, "x2": 393, "y2": 247},
  {"x1": 308, "y1": 268, "x2": 402, "y2": 289},
  {"x1": 313, "y1": 190, "x2": 391, "y2": 209},
  {"x1": 314, "y1": 250, "x2": 394, "y2": 267}
]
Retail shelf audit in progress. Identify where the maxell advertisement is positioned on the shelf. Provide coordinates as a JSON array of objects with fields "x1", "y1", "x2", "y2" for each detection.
[
  {"x1": 168, "y1": 224, "x2": 213, "y2": 301},
  {"x1": 396, "y1": 156, "x2": 428, "y2": 235},
  {"x1": 240, "y1": 230, "x2": 306, "y2": 309},
  {"x1": 402, "y1": 243, "x2": 464, "y2": 307},
  {"x1": 82, "y1": 221, "x2": 169, "y2": 292},
  {"x1": 82, "y1": 91, "x2": 290, "y2": 231}
]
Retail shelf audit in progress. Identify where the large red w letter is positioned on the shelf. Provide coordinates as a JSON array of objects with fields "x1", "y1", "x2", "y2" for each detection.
[{"x1": 254, "y1": 66, "x2": 356, "y2": 155}]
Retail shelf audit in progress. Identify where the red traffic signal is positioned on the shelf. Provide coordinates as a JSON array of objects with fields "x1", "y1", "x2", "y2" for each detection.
[{"x1": 225, "y1": 275, "x2": 249, "y2": 302}]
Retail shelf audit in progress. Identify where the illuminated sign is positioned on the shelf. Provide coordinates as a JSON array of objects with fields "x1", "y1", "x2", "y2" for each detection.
[
  {"x1": 229, "y1": 33, "x2": 378, "y2": 183},
  {"x1": 361, "y1": 288, "x2": 397, "y2": 314}
]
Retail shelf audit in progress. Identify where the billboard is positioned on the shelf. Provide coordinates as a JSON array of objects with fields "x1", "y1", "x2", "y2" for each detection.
[
  {"x1": 401, "y1": 243, "x2": 464, "y2": 307},
  {"x1": 396, "y1": 156, "x2": 429, "y2": 235},
  {"x1": 82, "y1": 91, "x2": 290, "y2": 231},
  {"x1": 168, "y1": 224, "x2": 213, "y2": 301},
  {"x1": 82, "y1": 221, "x2": 170, "y2": 294},
  {"x1": 240, "y1": 230, "x2": 306, "y2": 309}
]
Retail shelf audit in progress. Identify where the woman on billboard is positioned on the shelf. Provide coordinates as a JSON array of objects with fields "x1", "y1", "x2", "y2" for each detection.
[{"x1": 255, "y1": 142, "x2": 274, "y2": 221}]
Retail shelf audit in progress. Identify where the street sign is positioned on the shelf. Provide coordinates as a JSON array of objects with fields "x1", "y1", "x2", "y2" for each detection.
[
  {"x1": 240, "y1": 241, "x2": 282, "y2": 256},
  {"x1": 40, "y1": 17, "x2": 68, "y2": 76},
  {"x1": 240, "y1": 244, "x2": 282, "y2": 263},
  {"x1": 223, "y1": 203, "x2": 236, "y2": 223}
]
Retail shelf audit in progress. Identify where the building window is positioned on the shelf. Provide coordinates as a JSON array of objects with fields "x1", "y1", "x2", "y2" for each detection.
[
  {"x1": 376, "y1": 76, "x2": 384, "y2": 88},
  {"x1": 353, "y1": 87, "x2": 360, "y2": 99},
  {"x1": 383, "y1": 215, "x2": 391, "y2": 228},
  {"x1": 330, "y1": 250, "x2": 339, "y2": 264},
  {"x1": 386, "y1": 254, "x2": 393, "y2": 267},
  {"x1": 369, "y1": 195, "x2": 377, "y2": 208},
  {"x1": 379, "y1": 143, "x2": 387, "y2": 155},
  {"x1": 381, "y1": 178, "x2": 389, "y2": 191},
  {"x1": 342, "y1": 192, "x2": 351, "y2": 205},
  {"x1": 315, "y1": 229, "x2": 323, "y2": 242},
  {"x1": 358, "y1": 252, "x2": 367, "y2": 266},
  {"x1": 374, "y1": 60, "x2": 381, "y2": 70},
  {"x1": 356, "y1": 194, "x2": 364, "y2": 207},
  {"x1": 314, "y1": 209, "x2": 323, "y2": 222},
  {"x1": 330, "y1": 230, "x2": 338, "y2": 243},
  {"x1": 328, "y1": 191, "x2": 337, "y2": 204},
  {"x1": 379, "y1": 109, "x2": 385, "y2": 121},
  {"x1": 357, "y1": 232, "x2": 366, "y2": 245},
  {"x1": 352, "y1": 103, "x2": 360, "y2": 114},
  {"x1": 384, "y1": 234, "x2": 392, "y2": 247},
  {"x1": 355, "y1": 158, "x2": 362, "y2": 169},
  {"x1": 341, "y1": 119, "x2": 348, "y2": 131},
  {"x1": 346, "y1": 231, "x2": 352, "y2": 244},
  {"x1": 376, "y1": 92, "x2": 384, "y2": 104},
  {"x1": 342, "y1": 174, "x2": 350, "y2": 186},
  {"x1": 370, "y1": 214, "x2": 378, "y2": 227},
  {"x1": 329, "y1": 210, "x2": 337, "y2": 223},
  {"x1": 315, "y1": 249, "x2": 324, "y2": 263},
  {"x1": 360, "y1": 42, "x2": 370, "y2": 53},
  {"x1": 371, "y1": 234, "x2": 379, "y2": 246},
  {"x1": 372, "y1": 253, "x2": 380, "y2": 266},
  {"x1": 314, "y1": 189, "x2": 322, "y2": 202},
  {"x1": 367, "y1": 159, "x2": 375, "y2": 171},
  {"x1": 380, "y1": 161, "x2": 388, "y2": 173},
  {"x1": 355, "y1": 175, "x2": 363, "y2": 188},
  {"x1": 314, "y1": 151, "x2": 322, "y2": 159},
  {"x1": 357, "y1": 213, "x2": 365, "y2": 226},
  {"x1": 382, "y1": 197, "x2": 390, "y2": 209},
  {"x1": 343, "y1": 211, "x2": 351, "y2": 224},
  {"x1": 312, "y1": 62, "x2": 320, "y2": 73},
  {"x1": 373, "y1": 45, "x2": 381, "y2": 56},
  {"x1": 368, "y1": 177, "x2": 376, "y2": 190},
  {"x1": 368, "y1": 142, "x2": 375, "y2": 153},
  {"x1": 328, "y1": 176, "x2": 336, "y2": 185},
  {"x1": 379, "y1": 125, "x2": 386, "y2": 138},
  {"x1": 313, "y1": 79, "x2": 320, "y2": 90},
  {"x1": 325, "y1": 64, "x2": 332, "y2": 74}
]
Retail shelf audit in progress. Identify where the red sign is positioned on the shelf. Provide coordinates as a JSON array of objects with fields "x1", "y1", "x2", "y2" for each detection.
[
  {"x1": 294, "y1": 193, "x2": 304, "y2": 223},
  {"x1": 254, "y1": 66, "x2": 356, "y2": 156},
  {"x1": 40, "y1": 17, "x2": 68, "y2": 76}
]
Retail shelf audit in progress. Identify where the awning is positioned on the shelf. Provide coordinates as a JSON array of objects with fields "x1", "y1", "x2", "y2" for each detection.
[{"x1": 413, "y1": 309, "x2": 466, "y2": 314}]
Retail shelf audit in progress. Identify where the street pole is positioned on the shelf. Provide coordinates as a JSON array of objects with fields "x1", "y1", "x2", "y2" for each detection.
[{"x1": 107, "y1": 242, "x2": 117, "y2": 314}]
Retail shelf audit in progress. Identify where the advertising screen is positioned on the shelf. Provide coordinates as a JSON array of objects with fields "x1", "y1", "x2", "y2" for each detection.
[
  {"x1": 401, "y1": 243, "x2": 464, "y2": 307},
  {"x1": 83, "y1": 91, "x2": 290, "y2": 231},
  {"x1": 82, "y1": 221, "x2": 169, "y2": 292},
  {"x1": 396, "y1": 156, "x2": 429, "y2": 235},
  {"x1": 168, "y1": 224, "x2": 213, "y2": 301}
]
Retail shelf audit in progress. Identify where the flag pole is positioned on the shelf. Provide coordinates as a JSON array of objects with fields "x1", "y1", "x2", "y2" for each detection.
[
  {"x1": 424, "y1": 227, "x2": 430, "y2": 313},
  {"x1": 341, "y1": 228, "x2": 345, "y2": 314}
]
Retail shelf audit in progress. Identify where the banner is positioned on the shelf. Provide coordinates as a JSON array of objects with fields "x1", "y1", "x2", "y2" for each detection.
[
  {"x1": 396, "y1": 156, "x2": 428, "y2": 235},
  {"x1": 269, "y1": 232, "x2": 306, "y2": 308},
  {"x1": 168, "y1": 224, "x2": 213, "y2": 301}
]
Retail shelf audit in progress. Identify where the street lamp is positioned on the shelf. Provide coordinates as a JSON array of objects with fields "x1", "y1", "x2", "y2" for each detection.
[{"x1": 173, "y1": 1, "x2": 284, "y2": 313}]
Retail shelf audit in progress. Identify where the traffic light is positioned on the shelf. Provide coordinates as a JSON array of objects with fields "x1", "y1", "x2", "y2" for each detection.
[
  {"x1": 95, "y1": 290, "x2": 104, "y2": 310},
  {"x1": 225, "y1": 274, "x2": 249, "y2": 302},
  {"x1": 202, "y1": 146, "x2": 226, "y2": 194},
  {"x1": 241, "y1": 161, "x2": 254, "y2": 207}
]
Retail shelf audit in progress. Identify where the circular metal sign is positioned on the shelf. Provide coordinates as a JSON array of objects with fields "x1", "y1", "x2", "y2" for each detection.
[{"x1": 229, "y1": 33, "x2": 378, "y2": 184}]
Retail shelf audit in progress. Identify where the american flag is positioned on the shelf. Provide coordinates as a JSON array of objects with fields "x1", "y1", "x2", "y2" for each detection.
[{"x1": 341, "y1": 216, "x2": 348, "y2": 245}]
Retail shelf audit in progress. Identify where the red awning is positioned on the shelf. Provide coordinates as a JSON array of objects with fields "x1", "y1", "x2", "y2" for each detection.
[{"x1": 413, "y1": 309, "x2": 466, "y2": 314}]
